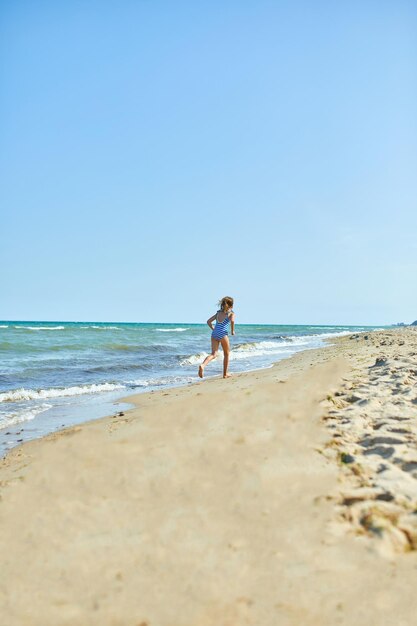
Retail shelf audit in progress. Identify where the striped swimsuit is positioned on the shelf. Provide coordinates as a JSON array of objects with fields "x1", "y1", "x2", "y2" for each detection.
[{"x1": 212, "y1": 311, "x2": 231, "y2": 340}]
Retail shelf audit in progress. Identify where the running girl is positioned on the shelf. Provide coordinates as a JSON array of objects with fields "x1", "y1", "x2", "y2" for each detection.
[{"x1": 198, "y1": 296, "x2": 235, "y2": 379}]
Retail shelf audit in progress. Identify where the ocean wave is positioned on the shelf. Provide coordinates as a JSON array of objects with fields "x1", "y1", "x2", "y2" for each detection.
[
  {"x1": 105, "y1": 343, "x2": 168, "y2": 353},
  {"x1": 84, "y1": 363, "x2": 152, "y2": 373},
  {"x1": 234, "y1": 341, "x2": 287, "y2": 351},
  {"x1": 89, "y1": 326, "x2": 121, "y2": 330},
  {"x1": 0, "y1": 382, "x2": 126, "y2": 403},
  {"x1": 0, "y1": 403, "x2": 52, "y2": 428},
  {"x1": 0, "y1": 325, "x2": 8, "y2": 328},
  {"x1": 179, "y1": 352, "x2": 209, "y2": 366},
  {"x1": 14, "y1": 326, "x2": 66, "y2": 331},
  {"x1": 309, "y1": 326, "x2": 345, "y2": 330},
  {"x1": 235, "y1": 337, "x2": 315, "y2": 350},
  {"x1": 179, "y1": 333, "x2": 352, "y2": 367},
  {"x1": 308, "y1": 330, "x2": 353, "y2": 339},
  {"x1": 0, "y1": 341, "x2": 90, "y2": 353},
  {"x1": 179, "y1": 340, "x2": 297, "y2": 366},
  {"x1": 269, "y1": 331, "x2": 352, "y2": 344},
  {"x1": 12, "y1": 325, "x2": 123, "y2": 331},
  {"x1": 155, "y1": 328, "x2": 189, "y2": 332},
  {"x1": 231, "y1": 346, "x2": 290, "y2": 360}
]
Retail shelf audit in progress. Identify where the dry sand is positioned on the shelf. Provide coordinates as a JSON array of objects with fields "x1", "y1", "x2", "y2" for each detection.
[{"x1": 1, "y1": 329, "x2": 417, "y2": 625}]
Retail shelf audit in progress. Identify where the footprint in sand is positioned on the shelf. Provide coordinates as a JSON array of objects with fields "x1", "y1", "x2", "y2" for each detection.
[{"x1": 363, "y1": 446, "x2": 396, "y2": 459}]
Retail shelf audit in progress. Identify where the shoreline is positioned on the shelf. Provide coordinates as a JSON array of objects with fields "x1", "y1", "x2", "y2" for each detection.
[
  {"x1": 1, "y1": 328, "x2": 417, "y2": 624},
  {"x1": 0, "y1": 329, "x2": 348, "y2": 457},
  {"x1": 0, "y1": 342, "x2": 328, "y2": 458}
]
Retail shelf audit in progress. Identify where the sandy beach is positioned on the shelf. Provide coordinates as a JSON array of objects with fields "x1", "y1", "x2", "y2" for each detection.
[{"x1": 1, "y1": 329, "x2": 417, "y2": 625}]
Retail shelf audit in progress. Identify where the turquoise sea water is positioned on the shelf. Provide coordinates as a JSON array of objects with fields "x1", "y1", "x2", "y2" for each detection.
[{"x1": 0, "y1": 321, "x2": 386, "y2": 454}]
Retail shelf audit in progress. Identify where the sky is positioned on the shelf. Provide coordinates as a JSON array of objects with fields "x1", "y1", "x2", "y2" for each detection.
[{"x1": 1, "y1": 1, "x2": 416, "y2": 325}]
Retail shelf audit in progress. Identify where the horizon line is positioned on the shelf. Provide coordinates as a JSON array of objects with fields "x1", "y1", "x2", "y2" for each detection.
[{"x1": 0, "y1": 319, "x2": 395, "y2": 327}]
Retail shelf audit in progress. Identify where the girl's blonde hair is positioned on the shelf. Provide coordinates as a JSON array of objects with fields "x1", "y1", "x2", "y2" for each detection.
[{"x1": 218, "y1": 296, "x2": 234, "y2": 312}]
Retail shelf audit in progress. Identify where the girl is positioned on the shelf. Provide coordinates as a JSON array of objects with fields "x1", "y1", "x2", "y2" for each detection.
[{"x1": 198, "y1": 296, "x2": 235, "y2": 379}]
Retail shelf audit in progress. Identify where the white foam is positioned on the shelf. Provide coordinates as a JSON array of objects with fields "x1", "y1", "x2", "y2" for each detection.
[
  {"x1": 128, "y1": 375, "x2": 195, "y2": 388},
  {"x1": 179, "y1": 332, "x2": 352, "y2": 367},
  {"x1": 0, "y1": 382, "x2": 126, "y2": 403},
  {"x1": 156, "y1": 328, "x2": 189, "y2": 332},
  {"x1": 180, "y1": 343, "x2": 289, "y2": 366},
  {"x1": 0, "y1": 325, "x2": 8, "y2": 328},
  {"x1": 231, "y1": 345, "x2": 291, "y2": 360},
  {"x1": 180, "y1": 352, "x2": 210, "y2": 366},
  {"x1": 234, "y1": 340, "x2": 294, "y2": 352},
  {"x1": 0, "y1": 403, "x2": 52, "y2": 428},
  {"x1": 15, "y1": 326, "x2": 66, "y2": 330},
  {"x1": 73, "y1": 325, "x2": 122, "y2": 330},
  {"x1": 283, "y1": 331, "x2": 351, "y2": 342},
  {"x1": 310, "y1": 326, "x2": 347, "y2": 330},
  {"x1": 90, "y1": 326, "x2": 121, "y2": 330}
]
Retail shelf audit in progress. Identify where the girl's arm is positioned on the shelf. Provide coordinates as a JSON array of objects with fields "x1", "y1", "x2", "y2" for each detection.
[
  {"x1": 207, "y1": 313, "x2": 217, "y2": 330},
  {"x1": 230, "y1": 312, "x2": 235, "y2": 335}
]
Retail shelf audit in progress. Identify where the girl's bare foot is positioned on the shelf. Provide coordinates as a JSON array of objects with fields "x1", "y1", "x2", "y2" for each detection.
[
  {"x1": 223, "y1": 373, "x2": 232, "y2": 378},
  {"x1": 198, "y1": 365, "x2": 204, "y2": 378}
]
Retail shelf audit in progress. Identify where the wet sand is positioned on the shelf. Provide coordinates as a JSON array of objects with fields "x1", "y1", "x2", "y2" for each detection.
[{"x1": 1, "y1": 329, "x2": 417, "y2": 625}]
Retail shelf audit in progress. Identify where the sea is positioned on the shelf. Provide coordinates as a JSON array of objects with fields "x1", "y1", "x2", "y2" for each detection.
[{"x1": 0, "y1": 321, "x2": 386, "y2": 455}]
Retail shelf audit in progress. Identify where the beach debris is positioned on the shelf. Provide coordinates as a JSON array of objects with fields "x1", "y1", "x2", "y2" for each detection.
[
  {"x1": 340, "y1": 452, "x2": 355, "y2": 464},
  {"x1": 372, "y1": 356, "x2": 387, "y2": 367}
]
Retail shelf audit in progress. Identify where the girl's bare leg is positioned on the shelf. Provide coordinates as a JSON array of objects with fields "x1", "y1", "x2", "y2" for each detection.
[
  {"x1": 198, "y1": 338, "x2": 220, "y2": 378},
  {"x1": 221, "y1": 336, "x2": 231, "y2": 378}
]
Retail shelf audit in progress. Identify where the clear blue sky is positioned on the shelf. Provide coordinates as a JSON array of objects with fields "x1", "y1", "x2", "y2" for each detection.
[{"x1": 1, "y1": 1, "x2": 416, "y2": 325}]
